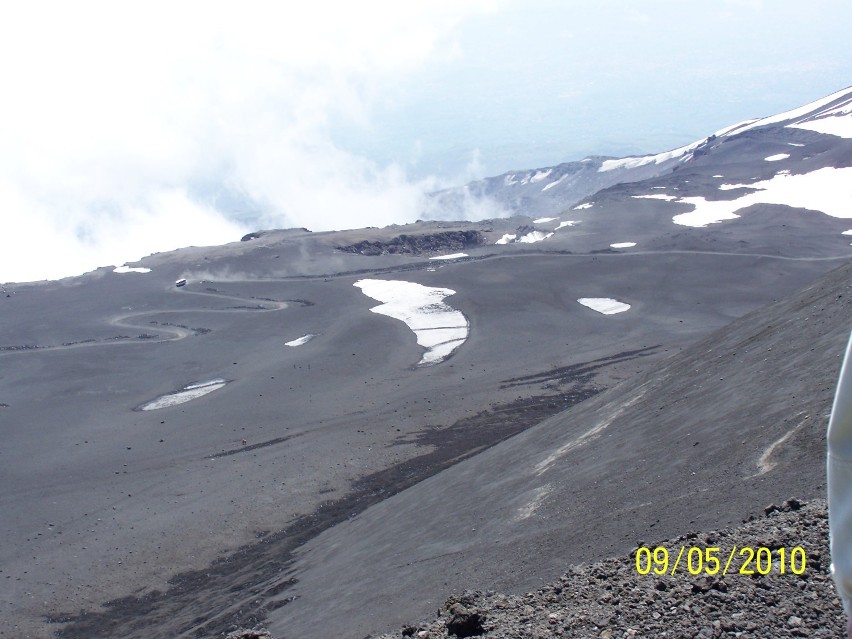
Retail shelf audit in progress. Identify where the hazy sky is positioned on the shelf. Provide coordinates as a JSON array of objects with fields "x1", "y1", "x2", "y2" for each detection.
[{"x1": 2, "y1": 0, "x2": 851, "y2": 283}]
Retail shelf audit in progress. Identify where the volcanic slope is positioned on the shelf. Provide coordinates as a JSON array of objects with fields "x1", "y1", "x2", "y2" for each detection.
[
  {"x1": 433, "y1": 84, "x2": 852, "y2": 222},
  {"x1": 0, "y1": 87, "x2": 850, "y2": 639},
  {"x1": 273, "y1": 259, "x2": 852, "y2": 639}
]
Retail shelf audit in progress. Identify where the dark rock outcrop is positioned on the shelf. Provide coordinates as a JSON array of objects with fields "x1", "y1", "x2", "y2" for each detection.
[{"x1": 336, "y1": 230, "x2": 485, "y2": 256}]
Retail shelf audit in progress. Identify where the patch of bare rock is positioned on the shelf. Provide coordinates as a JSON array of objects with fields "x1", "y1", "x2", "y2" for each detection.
[
  {"x1": 336, "y1": 230, "x2": 485, "y2": 256},
  {"x1": 373, "y1": 499, "x2": 844, "y2": 639}
]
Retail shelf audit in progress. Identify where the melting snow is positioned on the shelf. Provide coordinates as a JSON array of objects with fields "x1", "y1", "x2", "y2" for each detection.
[
  {"x1": 573, "y1": 202, "x2": 594, "y2": 210},
  {"x1": 518, "y1": 231, "x2": 554, "y2": 243},
  {"x1": 598, "y1": 139, "x2": 699, "y2": 172},
  {"x1": 533, "y1": 217, "x2": 557, "y2": 224},
  {"x1": 504, "y1": 174, "x2": 518, "y2": 186},
  {"x1": 718, "y1": 183, "x2": 754, "y2": 191},
  {"x1": 556, "y1": 220, "x2": 580, "y2": 230},
  {"x1": 633, "y1": 193, "x2": 678, "y2": 201},
  {"x1": 353, "y1": 279, "x2": 468, "y2": 366},
  {"x1": 529, "y1": 169, "x2": 553, "y2": 183},
  {"x1": 713, "y1": 175, "x2": 724, "y2": 178},
  {"x1": 790, "y1": 113, "x2": 852, "y2": 139},
  {"x1": 673, "y1": 198, "x2": 743, "y2": 227},
  {"x1": 788, "y1": 143, "x2": 806, "y2": 147},
  {"x1": 285, "y1": 334, "x2": 315, "y2": 347},
  {"x1": 141, "y1": 379, "x2": 227, "y2": 410},
  {"x1": 842, "y1": 230, "x2": 852, "y2": 235},
  {"x1": 765, "y1": 153, "x2": 790, "y2": 161},
  {"x1": 429, "y1": 253, "x2": 468, "y2": 260},
  {"x1": 724, "y1": 87, "x2": 852, "y2": 136},
  {"x1": 672, "y1": 166, "x2": 852, "y2": 227},
  {"x1": 541, "y1": 174, "x2": 568, "y2": 191},
  {"x1": 114, "y1": 265, "x2": 151, "y2": 274},
  {"x1": 496, "y1": 234, "x2": 517, "y2": 244},
  {"x1": 610, "y1": 242, "x2": 636, "y2": 248},
  {"x1": 577, "y1": 298, "x2": 631, "y2": 315}
]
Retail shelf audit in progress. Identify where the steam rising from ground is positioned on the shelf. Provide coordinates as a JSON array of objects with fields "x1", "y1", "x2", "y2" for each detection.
[{"x1": 0, "y1": 1, "x2": 500, "y2": 284}]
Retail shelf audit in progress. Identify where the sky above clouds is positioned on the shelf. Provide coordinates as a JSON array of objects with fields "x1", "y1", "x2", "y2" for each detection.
[{"x1": 1, "y1": 0, "x2": 851, "y2": 283}]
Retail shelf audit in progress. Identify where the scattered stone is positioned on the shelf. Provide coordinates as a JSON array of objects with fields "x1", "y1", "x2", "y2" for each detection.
[
  {"x1": 445, "y1": 600, "x2": 486, "y2": 637},
  {"x1": 377, "y1": 500, "x2": 844, "y2": 639}
]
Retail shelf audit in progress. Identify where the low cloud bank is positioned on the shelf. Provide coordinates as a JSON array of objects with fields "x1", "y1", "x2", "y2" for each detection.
[{"x1": 0, "y1": 1, "x2": 502, "y2": 284}]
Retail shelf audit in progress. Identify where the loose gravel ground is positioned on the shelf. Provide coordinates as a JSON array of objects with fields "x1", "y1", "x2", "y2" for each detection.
[{"x1": 371, "y1": 499, "x2": 845, "y2": 639}]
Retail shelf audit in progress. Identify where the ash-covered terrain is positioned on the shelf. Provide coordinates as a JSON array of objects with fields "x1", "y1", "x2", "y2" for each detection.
[{"x1": 0, "y1": 87, "x2": 851, "y2": 639}]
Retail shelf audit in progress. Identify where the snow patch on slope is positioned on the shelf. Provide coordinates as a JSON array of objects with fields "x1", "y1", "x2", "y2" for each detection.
[
  {"x1": 114, "y1": 265, "x2": 151, "y2": 274},
  {"x1": 285, "y1": 334, "x2": 315, "y2": 347},
  {"x1": 430, "y1": 253, "x2": 468, "y2": 260},
  {"x1": 140, "y1": 379, "x2": 227, "y2": 410},
  {"x1": 541, "y1": 174, "x2": 568, "y2": 191},
  {"x1": 633, "y1": 194, "x2": 678, "y2": 201},
  {"x1": 577, "y1": 298, "x2": 631, "y2": 315},
  {"x1": 724, "y1": 86, "x2": 852, "y2": 137},
  {"x1": 671, "y1": 167, "x2": 852, "y2": 227},
  {"x1": 353, "y1": 279, "x2": 468, "y2": 366},
  {"x1": 517, "y1": 231, "x2": 553, "y2": 243},
  {"x1": 556, "y1": 220, "x2": 580, "y2": 230},
  {"x1": 529, "y1": 169, "x2": 552, "y2": 183}
]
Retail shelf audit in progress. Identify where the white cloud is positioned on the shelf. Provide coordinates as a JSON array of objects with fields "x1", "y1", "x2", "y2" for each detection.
[{"x1": 0, "y1": 0, "x2": 498, "y2": 283}]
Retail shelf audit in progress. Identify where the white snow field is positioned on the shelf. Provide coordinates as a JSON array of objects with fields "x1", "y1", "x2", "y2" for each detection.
[
  {"x1": 577, "y1": 298, "x2": 631, "y2": 315},
  {"x1": 113, "y1": 265, "x2": 152, "y2": 274},
  {"x1": 518, "y1": 231, "x2": 554, "y2": 243},
  {"x1": 633, "y1": 193, "x2": 678, "y2": 201},
  {"x1": 598, "y1": 140, "x2": 698, "y2": 172},
  {"x1": 556, "y1": 220, "x2": 580, "y2": 230},
  {"x1": 529, "y1": 169, "x2": 552, "y2": 183},
  {"x1": 429, "y1": 253, "x2": 468, "y2": 260},
  {"x1": 533, "y1": 217, "x2": 557, "y2": 224},
  {"x1": 573, "y1": 202, "x2": 594, "y2": 210},
  {"x1": 724, "y1": 86, "x2": 852, "y2": 137},
  {"x1": 790, "y1": 103, "x2": 852, "y2": 138},
  {"x1": 610, "y1": 242, "x2": 636, "y2": 248},
  {"x1": 541, "y1": 174, "x2": 568, "y2": 191},
  {"x1": 765, "y1": 154, "x2": 790, "y2": 162},
  {"x1": 843, "y1": 230, "x2": 852, "y2": 235},
  {"x1": 354, "y1": 279, "x2": 469, "y2": 366},
  {"x1": 496, "y1": 231, "x2": 553, "y2": 245},
  {"x1": 632, "y1": 167, "x2": 852, "y2": 228},
  {"x1": 598, "y1": 89, "x2": 851, "y2": 175},
  {"x1": 140, "y1": 379, "x2": 227, "y2": 410},
  {"x1": 285, "y1": 334, "x2": 315, "y2": 347}
]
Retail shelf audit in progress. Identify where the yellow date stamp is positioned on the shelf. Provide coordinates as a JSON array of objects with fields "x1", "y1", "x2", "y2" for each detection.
[{"x1": 635, "y1": 546, "x2": 807, "y2": 576}]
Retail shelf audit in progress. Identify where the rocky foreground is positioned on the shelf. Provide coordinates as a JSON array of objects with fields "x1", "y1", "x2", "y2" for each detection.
[
  {"x1": 228, "y1": 499, "x2": 844, "y2": 639},
  {"x1": 366, "y1": 499, "x2": 843, "y2": 639}
]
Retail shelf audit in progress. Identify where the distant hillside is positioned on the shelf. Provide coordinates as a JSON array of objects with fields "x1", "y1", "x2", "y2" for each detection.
[{"x1": 430, "y1": 85, "x2": 852, "y2": 220}]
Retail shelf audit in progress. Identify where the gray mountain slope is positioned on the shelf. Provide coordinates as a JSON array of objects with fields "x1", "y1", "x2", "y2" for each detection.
[
  {"x1": 1, "y1": 87, "x2": 850, "y2": 639},
  {"x1": 271, "y1": 260, "x2": 852, "y2": 639}
]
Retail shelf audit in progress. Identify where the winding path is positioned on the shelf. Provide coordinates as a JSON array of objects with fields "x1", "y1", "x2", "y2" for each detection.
[
  {"x1": 0, "y1": 287, "x2": 297, "y2": 355},
  {"x1": 2, "y1": 247, "x2": 848, "y2": 356}
]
